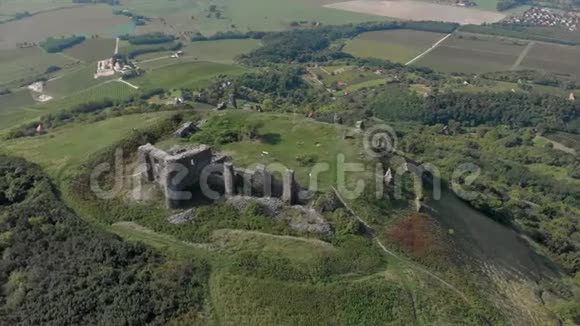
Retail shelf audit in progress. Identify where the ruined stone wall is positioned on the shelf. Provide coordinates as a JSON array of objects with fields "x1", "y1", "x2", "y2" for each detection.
[
  {"x1": 138, "y1": 144, "x2": 298, "y2": 208},
  {"x1": 138, "y1": 144, "x2": 213, "y2": 208}
]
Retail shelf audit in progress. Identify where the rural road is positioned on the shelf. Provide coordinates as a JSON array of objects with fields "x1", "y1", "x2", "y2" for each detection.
[
  {"x1": 331, "y1": 186, "x2": 469, "y2": 301},
  {"x1": 116, "y1": 78, "x2": 140, "y2": 90},
  {"x1": 511, "y1": 41, "x2": 535, "y2": 71},
  {"x1": 114, "y1": 37, "x2": 120, "y2": 55},
  {"x1": 405, "y1": 33, "x2": 453, "y2": 66}
]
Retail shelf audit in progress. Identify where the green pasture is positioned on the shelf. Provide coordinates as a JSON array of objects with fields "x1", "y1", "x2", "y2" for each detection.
[
  {"x1": 135, "y1": 39, "x2": 262, "y2": 65},
  {"x1": 0, "y1": 81, "x2": 137, "y2": 133},
  {"x1": 0, "y1": 89, "x2": 35, "y2": 109},
  {"x1": 44, "y1": 65, "x2": 109, "y2": 97},
  {"x1": 132, "y1": 61, "x2": 247, "y2": 90},
  {"x1": 318, "y1": 67, "x2": 384, "y2": 87},
  {"x1": 0, "y1": 112, "x2": 171, "y2": 179},
  {"x1": 215, "y1": 111, "x2": 370, "y2": 191}
]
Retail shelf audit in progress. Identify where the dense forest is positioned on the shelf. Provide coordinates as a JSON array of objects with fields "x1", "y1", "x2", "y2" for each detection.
[
  {"x1": 0, "y1": 155, "x2": 208, "y2": 324},
  {"x1": 372, "y1": 89, "x2": 579, "y2": 133}
]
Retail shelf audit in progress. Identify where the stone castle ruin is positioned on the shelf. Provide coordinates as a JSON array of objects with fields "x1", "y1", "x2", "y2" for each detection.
[{"x1": 138, "y1": 143, "x2": 298, "y2": 209}]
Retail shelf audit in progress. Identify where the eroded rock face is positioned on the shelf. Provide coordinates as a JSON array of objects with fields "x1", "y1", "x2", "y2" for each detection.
[{"x1": 225, "y1": 196, "x2": 333, "y2": 237}]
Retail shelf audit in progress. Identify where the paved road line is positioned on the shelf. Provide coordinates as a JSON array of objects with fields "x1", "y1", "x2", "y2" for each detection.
[{"x1": 405, "y1": 33, "x2": 453, "y2": 66}]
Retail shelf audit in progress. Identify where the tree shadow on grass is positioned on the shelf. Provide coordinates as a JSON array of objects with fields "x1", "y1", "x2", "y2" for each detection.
[{"x1": 260, "y1": 133, "x2": 282, "y2": 145}]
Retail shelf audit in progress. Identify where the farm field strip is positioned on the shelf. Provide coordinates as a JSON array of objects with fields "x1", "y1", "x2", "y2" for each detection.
[
  {"x1": 344, "y1": 30, "x2": 448, "y2": 64},
  {"x1": 518, "y1": 42, "x2": 580, "y2": 78},
  {"x1": 324, "y1": 0, "x2": 506, "y2": 25},
  {"x1": 413, "y1": 34, "x2": 527, "y2": 73},
  {"x1": 0, "y1": 112, "x2": 171, "y2": 178}
]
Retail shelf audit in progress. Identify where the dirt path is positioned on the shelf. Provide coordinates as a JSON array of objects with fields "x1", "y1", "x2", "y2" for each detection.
[
  {"x1": 535, "y1": 135, "x2": 576, "y2": 154},
  {"x1": 138, "y1": 55, "x2": 172, "y2": 64},
  {"x1": 115, "y1": 78, "x2": 139, "y2": 90},
  {"x1": 405, "y1": 33, "x2": 453, "y2": 66},
  {"x1": 331, "y1": 186, "x2": 469, "y2": 301},
  {"x1": 114, "y1": 37, "x2": 120, "y2": 55},
  {"x1": 511, "y1": 41, "x2": 535, "y2": 71}
]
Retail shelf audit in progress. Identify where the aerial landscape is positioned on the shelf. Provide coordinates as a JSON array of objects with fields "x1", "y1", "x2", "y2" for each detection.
[{"x1": 0, "y1": 0, "x2": 579, "y2": 324}]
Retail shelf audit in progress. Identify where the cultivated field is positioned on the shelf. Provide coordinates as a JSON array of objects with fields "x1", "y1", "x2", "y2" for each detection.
[
  {"x1": 135, "y1": 39, "x2": 262, "y2": 65},
  {"x1": 415, "y1": 34, "x2": 526, "y2": 73},
  {"x1": 324, "y1": 0, "x2": 506, "y2": 25},
  {"x1": 119, "y1": 0, "x2": 383, "y2": 36},
  {"x1": 132, "y1": 61, "x2": 248, "y2": 90},
  {"x1": 44, "y1": 65, "x2": 117, "y2": 98},
  {"x1": 0, "y1": 81, "x2": 137, "y2": 133},
  {"x1": 519, "y1": 43, "x2": 580, "y2": 78},
  {"x1": 0, "y1": 46, "x2": 78, "y2": 87},
  {"x1": 344, "y1": 30, "x2": 447, "y2": 63},
  {"x1": 0, "y1": 6, "x2": 130, "y2": 49},
  {"x1": 0, "y1": 0, "x2": 82, "y2": 21},
  {"x1": 64, "y1": 38, "x2": 116, "y2": 62}
]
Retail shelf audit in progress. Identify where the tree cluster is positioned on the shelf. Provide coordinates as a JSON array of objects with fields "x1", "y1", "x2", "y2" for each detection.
[
  {"x1": 40, "y1": 35, "x2": 85, "y2": 53},
  {"x1": 0, "y1": 155, "x2": 209, "y2": 324}
]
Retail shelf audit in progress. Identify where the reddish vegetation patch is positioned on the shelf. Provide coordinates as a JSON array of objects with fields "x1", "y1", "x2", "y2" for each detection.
[{"x1": 387, "y1": 213, "x2": 445, "y2": 259}]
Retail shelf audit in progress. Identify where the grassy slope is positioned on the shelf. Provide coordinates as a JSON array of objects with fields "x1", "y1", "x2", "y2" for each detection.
[
  {"x1": 0, "y1": 112, "x2": 170, "y2": 180},
  {"x1": 0, "y1": 81, "x2": 137, "y2": 133},
  {"x1": 415, "y1": 34, "x2": 525, "y2": 73}
]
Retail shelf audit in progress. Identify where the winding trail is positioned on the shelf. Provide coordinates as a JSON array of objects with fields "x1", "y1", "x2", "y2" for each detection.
[
  {"x1": 331, "y1": 187, "x2": 469, "y2": 302},
  {"x1": 405, "y1": 33, "x2": 452, "y2": 66},
  {"x1": 511, "y1": 41, "x2": 535, "y2": 71}
]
